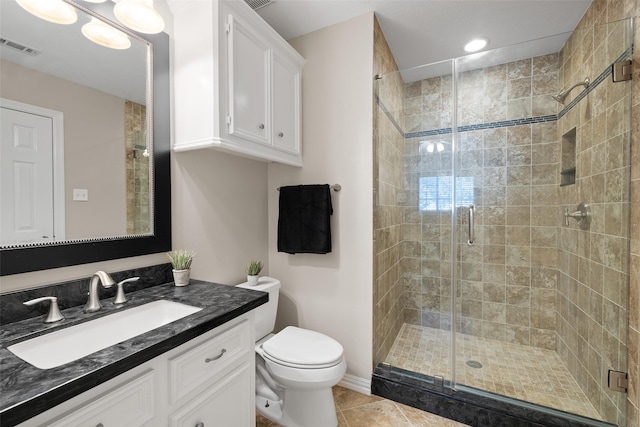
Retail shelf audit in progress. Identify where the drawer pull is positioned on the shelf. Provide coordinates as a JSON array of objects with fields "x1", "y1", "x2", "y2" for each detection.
[
  {"x1": 96, "y1": 424, "x2": 104, "y2": 427},
  {"x1": 278, "y1": 132, "x2": 284, "y2": 137},
  {"x1": 205, "y1": 348, "x2": 226, "y2": 363},
  {"x1": 258, "y1": 124, "x2": 265, "y2": 130},
  {"x1": 195, "y1": 423, "x2": 204, "y2": 427}
]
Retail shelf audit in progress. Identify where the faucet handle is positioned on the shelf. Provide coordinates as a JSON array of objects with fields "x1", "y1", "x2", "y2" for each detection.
[
  {"x1": 24, "y1": 296, "x2": 65, "y2": 323},
  {"x1": 114, "y1": 277, "x2": 139, "y2": 304}
]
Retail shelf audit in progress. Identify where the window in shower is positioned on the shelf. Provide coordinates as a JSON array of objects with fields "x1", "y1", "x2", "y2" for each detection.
[{"x1": 419, "y1": 176, "x2": 474, "y2": 211}]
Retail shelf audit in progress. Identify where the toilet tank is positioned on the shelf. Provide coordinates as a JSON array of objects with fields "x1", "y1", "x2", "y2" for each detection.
[{"x1": 236, "y1": 276, "x2": 280, "y2": 341}]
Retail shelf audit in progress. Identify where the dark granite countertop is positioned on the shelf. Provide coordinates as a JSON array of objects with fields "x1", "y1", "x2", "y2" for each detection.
[{"x1": 0, "y1": 280, "x2": 268, "y2": 426}]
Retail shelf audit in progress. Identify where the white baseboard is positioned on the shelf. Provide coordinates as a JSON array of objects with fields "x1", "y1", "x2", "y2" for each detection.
[{"x1": 338, "y1": 373, "x2": 371, "y2": 395}]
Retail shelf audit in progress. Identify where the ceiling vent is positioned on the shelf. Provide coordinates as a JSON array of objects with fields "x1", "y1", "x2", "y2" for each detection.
[
  {"x1": 244, "y1": 0, "x2": 272, "y2": 11},
  {"x1": 0, "y1": 38, "x2": 40, "y2": 56}
]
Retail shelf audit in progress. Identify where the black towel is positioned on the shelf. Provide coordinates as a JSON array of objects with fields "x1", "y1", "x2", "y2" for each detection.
[{"x1": 277, "y1": 184, "x2": 333, "y2": 254}]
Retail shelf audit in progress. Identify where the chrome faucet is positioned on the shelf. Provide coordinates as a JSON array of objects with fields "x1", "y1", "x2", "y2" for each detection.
[{"x1": 84, "y1": 271, "x2": 116, "y2": 313}]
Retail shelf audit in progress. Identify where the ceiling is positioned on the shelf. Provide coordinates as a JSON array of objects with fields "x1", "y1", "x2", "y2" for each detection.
[{"x1": 254, "y1": 0, "x2": 592, "y2": 81}]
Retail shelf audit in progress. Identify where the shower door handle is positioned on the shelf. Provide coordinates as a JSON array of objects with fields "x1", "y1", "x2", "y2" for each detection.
[{"x1": 468, "y1": 205, "x2": 475, "y2": 245}]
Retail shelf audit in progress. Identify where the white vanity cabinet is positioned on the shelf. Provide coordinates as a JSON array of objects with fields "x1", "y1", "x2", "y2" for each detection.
[
  {"x1": 17, "y1": 314, "x2": 255, "y2": 427},
  {"x1": 170, "y1": 0, "x2": 304, "y2": 167}
]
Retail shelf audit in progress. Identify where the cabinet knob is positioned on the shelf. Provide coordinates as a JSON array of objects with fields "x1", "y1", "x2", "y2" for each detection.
[
  {"x1": 258, "y1": 124, "x2": 264, "y2": 130},
  {"x1": 195, "y1": 423, "x2": 204, "y2": 427},
  {"x1": 278, "y1": 132, "x2": 284, "y2": 137},
  {"x1": 96, "y1": 424, "x2": 104, "y2": 427}
]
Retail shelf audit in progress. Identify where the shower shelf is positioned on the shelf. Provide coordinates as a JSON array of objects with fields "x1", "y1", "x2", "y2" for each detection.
[
  {"x1": 560, "y1": 167, "x2": 576, "y2": 186},
  {"x1": 560, "y1": 128, "x2": 577, "y2": 186}
]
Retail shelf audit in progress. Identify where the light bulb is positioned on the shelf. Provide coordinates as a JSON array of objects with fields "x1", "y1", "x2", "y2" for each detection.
[
  {"x1": 82, "y1": 17, "x2": 131, "y2": 49},
  {"x1": 114, "y1": 0, "x2": 165, "y2": 34},
  {"x1": 426, "y1": 143, "x2": 435, "y2": 153},
  {"x1": 16, "y1": 0, "x2": 77, "y2": 24},
  {"x1": 436, "y1": 142, "x2": 445, "y2": 152}
]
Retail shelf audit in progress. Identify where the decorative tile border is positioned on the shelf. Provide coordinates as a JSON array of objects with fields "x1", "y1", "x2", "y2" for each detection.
[
  {"x1": 375, "y1": 94, "x2": 404, "y2": 136},
  {"x1": 557, "y1": 47, "x2": 632, "y2": 119},
  {"x1": 405, "y1": 115, "x2": 558, "y2": 139},
  {"x1": 376, "y1": 47, "x2": 632, "y2": 139}
]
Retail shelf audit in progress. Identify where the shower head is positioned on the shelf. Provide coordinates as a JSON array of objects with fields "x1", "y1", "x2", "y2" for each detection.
[
  {"x1": 552, "y1": 77, "x2": 590, "y2": 104},
  {"x1": 552, "y1": 92, "x2": 568, "y2": 103}
]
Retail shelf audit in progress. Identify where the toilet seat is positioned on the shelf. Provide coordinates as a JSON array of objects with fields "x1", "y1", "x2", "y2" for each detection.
[{"x1": 261, "y1": 326, "x2": 344, "y2": 369}]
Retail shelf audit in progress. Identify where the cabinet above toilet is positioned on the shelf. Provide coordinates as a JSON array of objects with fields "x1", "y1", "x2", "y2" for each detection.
[{"x1": 169, "y1": 0, "x2": 305, "y2": 167}]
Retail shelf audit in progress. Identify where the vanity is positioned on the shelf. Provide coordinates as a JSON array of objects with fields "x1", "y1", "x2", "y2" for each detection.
[{"x1": 0, "y1": 278, "x2": 267, "y2": 426}]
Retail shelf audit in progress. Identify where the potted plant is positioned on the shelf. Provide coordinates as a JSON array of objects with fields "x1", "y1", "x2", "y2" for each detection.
[
  {"x1": 245, "y1": 260, "x2": 263, "y2": 286},
  {"x1": 167, "y1": 249, "x2": 195, "y2": 286}
]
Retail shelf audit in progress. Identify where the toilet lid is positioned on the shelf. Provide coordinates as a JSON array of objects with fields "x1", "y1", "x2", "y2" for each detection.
[{"x1": 262, "y1": 326, "x2": 343, "y2": 368}]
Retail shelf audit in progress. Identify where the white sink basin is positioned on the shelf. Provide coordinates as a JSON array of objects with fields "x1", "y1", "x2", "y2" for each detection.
[{"x1": 8, "y1": 300, "x2": 202, "y2": 369}]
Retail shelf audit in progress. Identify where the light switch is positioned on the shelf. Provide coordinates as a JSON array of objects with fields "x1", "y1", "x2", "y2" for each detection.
[{"x1": 73, "y1": 188, "x2": 89, "y2": 201}]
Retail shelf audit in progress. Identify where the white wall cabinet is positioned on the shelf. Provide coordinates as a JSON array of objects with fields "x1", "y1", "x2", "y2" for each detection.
[
  {"x1": 170, "y1": 0, "x2": 304, "y2": 167},
  {"x1": 18, "y1": 315, "x2": 255, "y2": 427}
]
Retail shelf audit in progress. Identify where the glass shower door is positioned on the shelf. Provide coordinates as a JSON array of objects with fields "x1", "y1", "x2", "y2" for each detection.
[
  {"x1": 376, "y1": 59, "x2": 457, "y2": 386},
  {"x1": 452, "y1": 19, "x2": 633, "y2": 425}
]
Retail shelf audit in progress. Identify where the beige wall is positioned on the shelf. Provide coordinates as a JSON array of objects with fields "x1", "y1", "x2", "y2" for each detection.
[
  {"x1": 171, "y1": 149, "x2": 269, "y2": 285},
  {"x1": 267, "y1": 13, "x2": 375, "y2": 383},
  {"x1": 1, "y1": 59, "x2": 127, "y2": 240}
]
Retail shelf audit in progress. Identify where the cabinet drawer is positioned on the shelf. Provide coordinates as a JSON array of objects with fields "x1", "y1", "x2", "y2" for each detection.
[
  {"x1": 169, "y1": 319, "x2": 251, "y2": 403},
  {"x1": 46, "y1": 370, "x2": 155, "y2": 427}
]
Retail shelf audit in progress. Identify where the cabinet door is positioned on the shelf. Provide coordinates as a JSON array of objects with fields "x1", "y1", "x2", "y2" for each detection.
[
  {"x1": 227, "y1": 14, "x2": 270, "y2": 146},
  {"x1": 47, "y1": 370, "x2": 155, "y2": 427},
  {"x1": 272, "y1": 51, "x2": 301, "y2": 155},
  {"x1": 169, "y1": 362, "x2": 253, "y2": 427}
]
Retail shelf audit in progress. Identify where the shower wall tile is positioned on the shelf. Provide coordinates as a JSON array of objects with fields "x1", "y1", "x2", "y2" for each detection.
[
  {"x1": 556, "y1": 10, "x2": 633, "y2": 423},
  {"x1": 373, "y1": 16, "x2": 405, "y2": 367},
  {"x1": 400, "y1": 53, "x2": 560, "y2": 352}
]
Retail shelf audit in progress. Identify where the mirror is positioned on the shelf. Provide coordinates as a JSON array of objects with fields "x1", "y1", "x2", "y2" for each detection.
[{"x1": 0, "y1": 0, "x2": 171, "y2": 275}]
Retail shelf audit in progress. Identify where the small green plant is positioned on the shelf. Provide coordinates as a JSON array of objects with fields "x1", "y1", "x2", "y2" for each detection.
[
  {"x1": 245, "y1": 260, "x2": 263, "y2": 276},
  {"x1": 167, "y1": 249, "x2": 195, "y2": 270}
]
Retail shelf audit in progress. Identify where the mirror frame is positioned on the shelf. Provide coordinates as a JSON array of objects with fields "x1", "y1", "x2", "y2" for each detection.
[{"x1": 0, "y1": 0, "x2": 171, "y2": 276}]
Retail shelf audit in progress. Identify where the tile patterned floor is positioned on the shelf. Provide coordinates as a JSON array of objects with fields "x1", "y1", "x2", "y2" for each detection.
[
  {"x1": 256, "y1": 385, "x2": 466, "y2": 426},
  {"x1": 385, "y1": 323, "x2": 600, "y2": 420}
]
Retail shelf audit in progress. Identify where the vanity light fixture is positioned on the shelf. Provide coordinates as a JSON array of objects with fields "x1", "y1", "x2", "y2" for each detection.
[
  {"x1": 113, "y1": 0, "x2": 165, "y2": 34},
  {"x1": 16, "y1": 0, "x2": 78, "y2": 24},
  {"x1": 82, "y1": 17, "x2": 131, "y2": 49},
  {"x1": 464, "y1": 38, "x2": 488, "y2": 53}
]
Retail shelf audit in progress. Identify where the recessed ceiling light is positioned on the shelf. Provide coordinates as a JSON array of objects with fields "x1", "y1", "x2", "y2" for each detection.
[{"x1": 464, "y1": 38, "x2": 488, "y2": 53}]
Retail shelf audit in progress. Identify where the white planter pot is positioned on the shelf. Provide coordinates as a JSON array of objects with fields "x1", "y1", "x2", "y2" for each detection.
[
  {"x1": 173, "y1": 269, "x2": 191, "y2": 286},
  {"x1": 247, "y1": 275, "x2": 259, "y2": 286}
]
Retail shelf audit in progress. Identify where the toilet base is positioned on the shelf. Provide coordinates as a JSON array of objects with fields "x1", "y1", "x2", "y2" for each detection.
[{"x1": 256, "y1": 387, "x2": 338, "y2": 427}]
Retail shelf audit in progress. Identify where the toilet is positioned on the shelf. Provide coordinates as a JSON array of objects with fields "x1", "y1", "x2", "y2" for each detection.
[{"x1": 237, "y1": 277, "x2": 346, "y2": 427}]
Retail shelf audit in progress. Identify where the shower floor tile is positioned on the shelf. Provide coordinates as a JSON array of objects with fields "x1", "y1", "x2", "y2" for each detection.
[{"x1": 385, "y1": 323, "x2": 600, "y2": 420}]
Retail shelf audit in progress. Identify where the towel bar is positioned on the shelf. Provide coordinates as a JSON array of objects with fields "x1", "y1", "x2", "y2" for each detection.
[{"x1": 277, "y1": 184, "x2": 341, "y2": 192}]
